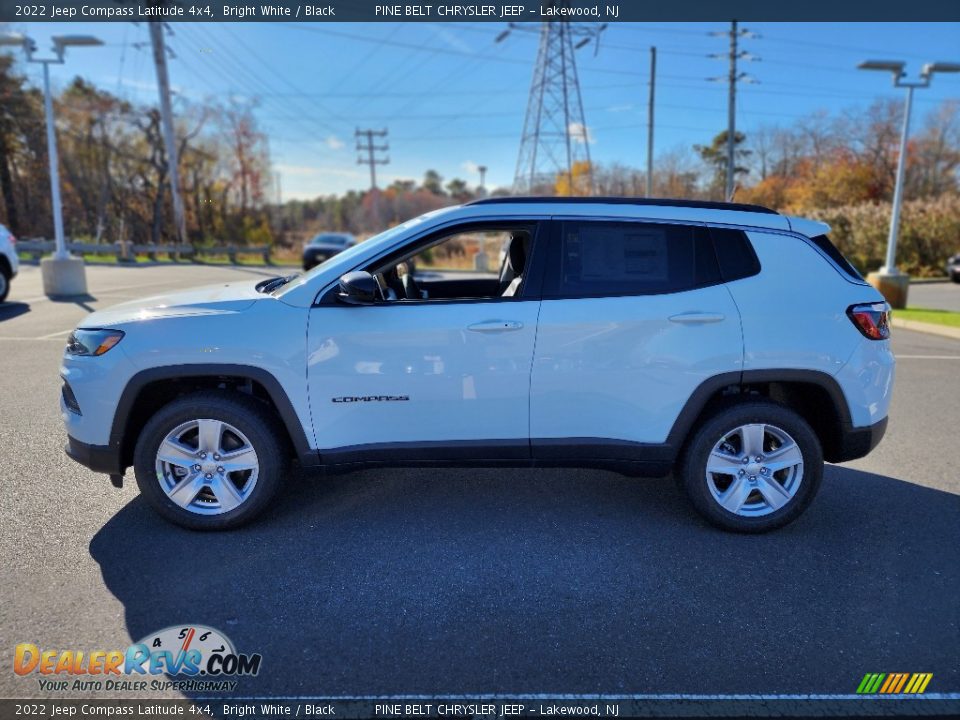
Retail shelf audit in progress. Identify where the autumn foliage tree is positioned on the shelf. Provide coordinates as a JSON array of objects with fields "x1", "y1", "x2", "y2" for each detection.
[
  {"x1": 0, "y1": 65, "x2": 274, "y2": 248},
  {"x1": 554, "y1": 160, "x2": 594, "y2": 196}
]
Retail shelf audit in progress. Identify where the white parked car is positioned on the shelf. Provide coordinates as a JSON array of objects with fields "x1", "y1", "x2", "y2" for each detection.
[
  {"x1": 59, "y1": 198, "x2": 894, "y2": 532},
  {"x1": 0, "y1": 223, "x2": 19, "y2": 303}
]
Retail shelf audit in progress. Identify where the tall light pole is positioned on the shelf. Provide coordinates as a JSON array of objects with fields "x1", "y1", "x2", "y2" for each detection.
[
  {"x1": 858, "y1": 59, "x2": 960, "y2": 309},
  {"x1": 0, "y1": 32, "x2": 103, "y2": 296}
]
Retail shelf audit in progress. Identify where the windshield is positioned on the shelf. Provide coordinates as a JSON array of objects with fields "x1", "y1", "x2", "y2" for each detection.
[{"x1": 312, "y1": 234, "x2": 350, "y2": 245}]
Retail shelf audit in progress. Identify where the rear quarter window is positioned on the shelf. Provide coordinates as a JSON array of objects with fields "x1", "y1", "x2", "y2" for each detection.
[{"x1": 808, "y1": 234, "x2": 865, "y2": 281}]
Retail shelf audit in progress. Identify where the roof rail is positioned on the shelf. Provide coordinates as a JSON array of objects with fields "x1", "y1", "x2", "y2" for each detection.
[{"x1": 465, "y1": 196, "x2": 779, "y2": 215}]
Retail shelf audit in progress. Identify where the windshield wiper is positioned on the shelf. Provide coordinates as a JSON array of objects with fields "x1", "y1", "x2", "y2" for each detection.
[{"x1": 256, "y1": 274, "x2": 299, "y2": 293}]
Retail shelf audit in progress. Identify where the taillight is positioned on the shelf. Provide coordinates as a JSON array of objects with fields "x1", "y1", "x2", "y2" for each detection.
[
  {"x1": 847, "y1": 302, "x2": 890, "y2": 340},
  {"x1": 8, "y1": 234, "x2": 14, "y2": 244}
]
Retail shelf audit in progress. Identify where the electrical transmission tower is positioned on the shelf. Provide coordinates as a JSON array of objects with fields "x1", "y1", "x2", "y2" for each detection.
[
  {"x1": 498, "y1": 10, "x2": 606, "y2": 195},
  {"x1": 709, "y1": 21, "x2": 760, "y2": 200},
  {"x1": 356, "y1": 128, "x2": 389, "y2": 227}
]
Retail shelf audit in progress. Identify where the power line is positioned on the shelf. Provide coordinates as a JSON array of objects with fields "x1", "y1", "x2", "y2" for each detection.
[{"x1": 172, "y1": 25, "x2": 344, "y2": 148}]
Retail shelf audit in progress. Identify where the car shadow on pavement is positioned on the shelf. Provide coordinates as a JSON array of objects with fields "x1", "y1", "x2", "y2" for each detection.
[
  {"x1": 89, "y1": 465, "x2": 959, "y2": 698},
  {"x1": 0, "y1": 301, "x2": 30, "y2": 322}
]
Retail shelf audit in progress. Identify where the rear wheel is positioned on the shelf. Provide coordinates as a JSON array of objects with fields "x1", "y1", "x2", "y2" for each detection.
[
  {"x1": 133, "y1": 391, "x2": 288, "y2": 530},
  {"x1": 0, "y1": 267, "x2": 9, "y2": 302},
  {"x1": 678, "y1": 401, "x2": 823, "y2": 533}
]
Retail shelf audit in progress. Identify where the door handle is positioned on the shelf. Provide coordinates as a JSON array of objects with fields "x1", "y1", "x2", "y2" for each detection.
[
  {"x1": 467, "y1": 320, "x2": 524, "y2": 333},
  {"x1": 668, "y1": 312, "x2": 726, "y2": 324}
]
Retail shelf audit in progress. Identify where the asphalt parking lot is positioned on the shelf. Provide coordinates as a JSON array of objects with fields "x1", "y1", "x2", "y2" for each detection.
[
  {"x1": 910, "y1": 280, "x2": 960, "y2": 312},
  {"x1": 1, "y1": 263, "x2": 958, "y2": 700}
]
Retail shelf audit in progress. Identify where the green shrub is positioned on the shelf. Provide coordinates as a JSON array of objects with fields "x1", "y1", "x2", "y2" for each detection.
[{"x1": 807, "y1": 195, "x2": 960, "y2": 277}]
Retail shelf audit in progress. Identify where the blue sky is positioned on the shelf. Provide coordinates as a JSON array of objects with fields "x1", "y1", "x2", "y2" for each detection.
[{"x1": 4, "y1": 21, "x2": 960, "y2": 199}]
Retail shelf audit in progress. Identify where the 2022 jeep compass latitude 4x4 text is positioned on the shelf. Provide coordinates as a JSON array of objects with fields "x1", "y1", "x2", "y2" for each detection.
[{"x1": 60, "y1": 198, "x2": 894, "y2": 532}]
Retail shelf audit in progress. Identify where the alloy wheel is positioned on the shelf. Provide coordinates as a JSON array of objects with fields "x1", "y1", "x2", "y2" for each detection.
[
  {"x1": 705, "y1": 423, "x2": 804, "y2": 517},
  {"x1": 155, "y1": 418, "x2": 260, "y2": 515}
]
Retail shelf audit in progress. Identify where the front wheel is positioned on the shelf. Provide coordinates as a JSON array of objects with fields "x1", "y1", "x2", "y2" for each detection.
[
  {"x1": 133, "y1": 391, "x2": 288, "y2": 530},
  {"x1": 0, "y1": 269, "x2": 9, "y2": 303},
  {"x1": 677, "y1": 401, "x2": 823, "y2": 533}
]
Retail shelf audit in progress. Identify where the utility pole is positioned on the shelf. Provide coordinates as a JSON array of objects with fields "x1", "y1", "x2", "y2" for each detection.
[
  {"x1": 356, "y1": 128, "x2": 389, "y2": 229},
  {"x1": 710, "y1": 22, "x2": 759, "y2": 201},
  {"x1": 726, "y1": 21, "x2": 738, "y2": 201},
  {"x1": 646, "y1": 46, "x2": 656, "y2": 197},
  {"x1": 149, "y1": 21, "x2": 187, "y2": 256}
]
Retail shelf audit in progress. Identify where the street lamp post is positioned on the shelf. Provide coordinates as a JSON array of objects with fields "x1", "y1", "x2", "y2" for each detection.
[
  {"x1": 857, "y1": 59, "x2": 960, "y2": 309},
  {"x1": 0, "y1": 33, "x2": 103, "y2": 296}
]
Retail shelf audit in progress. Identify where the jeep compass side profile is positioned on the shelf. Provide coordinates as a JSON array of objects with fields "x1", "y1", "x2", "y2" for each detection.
[{"x1": 60, "y1": 198, "x2": 894, "y2": 532}]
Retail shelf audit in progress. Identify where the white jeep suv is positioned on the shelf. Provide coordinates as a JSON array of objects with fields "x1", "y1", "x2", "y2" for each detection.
[{"x1": 60, "y1": 198, "x2": 894, "y2": 532}]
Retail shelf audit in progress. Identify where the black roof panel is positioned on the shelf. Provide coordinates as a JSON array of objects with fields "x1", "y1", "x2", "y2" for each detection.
[{"x1": 465, "y1": 196, "x2": 779, "y2": 215}]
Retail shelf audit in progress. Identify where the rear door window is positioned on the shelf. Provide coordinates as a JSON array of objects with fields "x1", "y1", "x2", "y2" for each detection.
[{"x1": 543, "y1": 221, "x2": 720, "y2": 298}]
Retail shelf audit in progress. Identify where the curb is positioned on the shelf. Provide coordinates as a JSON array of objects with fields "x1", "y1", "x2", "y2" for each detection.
[{"x1": 892, "y1": 317, "x2": 960, "y2": 341}]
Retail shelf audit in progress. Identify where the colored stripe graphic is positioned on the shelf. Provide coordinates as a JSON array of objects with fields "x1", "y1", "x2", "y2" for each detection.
[
  {"x1": 893, "y1": 673, "x2": 910, "y2": 693},
  {"x1": 857, "y1": 672, "x2": 932, "y2": 694}
]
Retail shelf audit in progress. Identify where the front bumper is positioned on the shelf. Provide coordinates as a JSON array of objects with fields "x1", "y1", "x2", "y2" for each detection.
[
  {"x1": 65, "y1": 435, "x2": 124, "y2": 486},
  {"x1": 831, "y1": 416, "x2": 888, "y2": 463}
]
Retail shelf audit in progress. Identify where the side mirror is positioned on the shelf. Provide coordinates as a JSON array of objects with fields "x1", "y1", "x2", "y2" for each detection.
[{"x1": 337, "y1": 271, "x2": 378, "y2": 305}]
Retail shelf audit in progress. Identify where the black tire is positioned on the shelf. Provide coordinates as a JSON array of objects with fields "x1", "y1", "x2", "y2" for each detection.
[
  {"x1": 133, "y1": 391, "x2": 288, "y2": 530},
  {"x1": 0, "y1": 267, "x2": 9, "y2": 303},
  {"x1": 951, "y1": 271, "x2": 960, "y2": 284},
  {"x1": 677, "y1": 400, "x2": 823, "y2": 533}
]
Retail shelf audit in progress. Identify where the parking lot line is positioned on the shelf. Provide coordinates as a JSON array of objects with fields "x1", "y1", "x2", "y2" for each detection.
[
  {"x1": 0, "y1": 337, "x2": 67, "y2": 341},
  {"x1": 896, "y1": 354, "x2": 960, "y2": 359},
  {"x1": 16, "y1": 278, "x2": 198, "y2": 305},
  {"x1": 37, "y1": 328, "x2": 75, "y2": 339}
]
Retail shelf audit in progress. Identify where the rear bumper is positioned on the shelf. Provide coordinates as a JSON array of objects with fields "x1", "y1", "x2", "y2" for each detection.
[
  {"x1": 831, "y1": 416, "x2": 888, "y2": 463},
  {"x1": 65, "y1": 435, "x2": 124, "y2": 477}
]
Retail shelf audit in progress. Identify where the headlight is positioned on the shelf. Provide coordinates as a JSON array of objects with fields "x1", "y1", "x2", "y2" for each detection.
[{"x1": 66, "y1": 329, "x2": 125, "y2": 356}]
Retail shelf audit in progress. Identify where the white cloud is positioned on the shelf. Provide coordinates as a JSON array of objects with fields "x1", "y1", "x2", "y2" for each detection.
[
  {"x1": 568, "y1": 122, "x2": 595, "y2": 145},
  {"x1": 461, "y1": 160, "x2": 480, "y2": 175},
  {"x1": 428, "y1": 26, "x2": 473, "y2": 54},
  {"x1": 325, "y1": 135, "x2": 345, "y2": 150}
]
